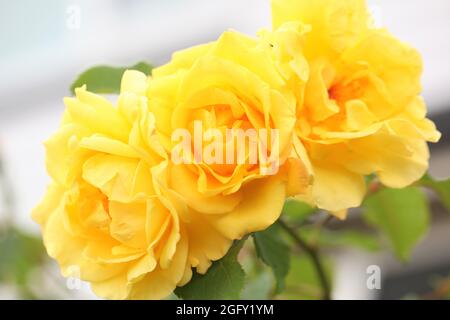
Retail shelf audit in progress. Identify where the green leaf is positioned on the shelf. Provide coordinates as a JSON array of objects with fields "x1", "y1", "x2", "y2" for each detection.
[
  {"x1": 175, "y1": 240, "x2": 246, "y2": 300},
  {"x1": 324, "y1": 230, "x2": 380, "y2": 251},
  {"x1": 363, "y1": 187, "x2": 430, "y2": 261},
  {"x1": 0, "y1": 229, "x2": 46, "y2": 285},
  {"x1": 282, "y1": 199, "x2": 316, "y2": 223},
  {"x1": 70, "y1": 62, "x2": 153, "y2": 94},
  {"x1": 421, "y1": 174, "x2": 450, "y2": 211},
  {"x1": 301, "y1": 228, "x2": 381, "y2": 252},
  {"x1": 253, "y1": 224, "x2": 290, "y2": 294},
  {"x1": 241, "y1": 270, "x2": 272, "y2": 300},
  {"x1": 278, "y1": 255, "x2": 333, "y2": 300}
]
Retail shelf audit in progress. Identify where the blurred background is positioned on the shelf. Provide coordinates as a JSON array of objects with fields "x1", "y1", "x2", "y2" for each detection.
[{"x1": 0, "y1": 0, "x2": 449, "y2": 300}]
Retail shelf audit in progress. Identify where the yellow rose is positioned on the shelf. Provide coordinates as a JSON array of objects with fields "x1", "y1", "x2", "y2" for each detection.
[
  {"x1": 33, "y1": 31, "x2": 312, "y2": 299},
  {"x1": 266, "y1": 0, "x2": 441, "y2": 215},
  {"x1": 147, "y1": 30, "x2": 311, "y2": 272},
  {"x1": 33, "y1": 71, "x2": 193, "y2": 299}
]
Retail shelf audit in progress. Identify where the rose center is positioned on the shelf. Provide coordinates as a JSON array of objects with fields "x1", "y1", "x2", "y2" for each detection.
[{"x1": 328, "y1": 77, "x2": 368, "y2": 106}]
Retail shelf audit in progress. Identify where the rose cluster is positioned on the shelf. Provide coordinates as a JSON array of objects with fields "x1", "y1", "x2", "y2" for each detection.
[{"x1": 33, "y1": 0, "x2": 439, "y2": 299}]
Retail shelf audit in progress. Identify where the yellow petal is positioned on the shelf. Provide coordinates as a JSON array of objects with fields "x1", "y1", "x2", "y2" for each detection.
[
  {"x1": 285, "y1": 157, "x2": 311, "y2": 197},
  {"x1": 343, "y1": 129, "x2": 431, "y2": 188},
  {"x1": 109, "y1": 201, "x2": 148, "y2": 249},
  {"x1": 210, "y1": 30, "x2": 285, "y2": 88},
  {"x1": 153, "y1": 43, "x2": 214, "y2": 78},
  {"x1": 272, "y1": 0, "x2": 370, "y2": 55},
  {"x1": 44, "y1": 123, "x2": 92, "y2": 186},
  {"x1": 127, "y1": 228, "x2": 189, "y2": 300},
  {"x1": 304, "y1": 60, "x2": 339, "y2": 122},
  {"x1": 82, "y1": 155, "x2": 154, "y2": 202},
  {"x1": 341, "y1": 29, "x2": 422, "y2": 109},
  {"x1": 205, "y1": 175, "x2": 287, "y2": 239},
  {"x1": 376, "y1": 139, "x2": 430, "y2": 188},
  {"x1": 32, "y1": 184, "x2": 64, "y2": 226},
  {"x1": 90, "y1": 273, "x2": 130, "y2": 300},
  {"x1": 79, "y1": 135, "x2": 141, "y2": 158},
  {"x1": 121, "y1": 70, "x2": 149, "y2": 95},
  {"x1": 127, "y1": 253, "x2": 157, "y2": 283},
  {"x1": 345, "y1": 99, "x2": 376, "y2": 131},
  {"x1": 184, "y1": 210, "x2": 232, "y2": 274},
  {"x1": 44, "y1": 209, "x2": 126, "y2": 283},
  {"x1": 65, "y1": 88, "x2": 131, "y2": 142},
  {"x1": 169, "y1": 164, "x2": 242, "y2": 215},
  {"x1": 312, "y1": 163, "x2": 366, "y2": 212}
]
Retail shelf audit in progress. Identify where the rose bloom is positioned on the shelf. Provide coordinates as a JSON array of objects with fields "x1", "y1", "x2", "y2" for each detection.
[
  {"x1": 33, "y1": 31, "x2": 311, "y2": 299},
  {"x1": 33, "y1": 71, "x2": 194, "y2": 299},
  {"x1": 147, "y1": 30, "x2": 311, "y2": 273},
  {"x1": 264, "y1": 0, "x2": 441, "y2": 215}
]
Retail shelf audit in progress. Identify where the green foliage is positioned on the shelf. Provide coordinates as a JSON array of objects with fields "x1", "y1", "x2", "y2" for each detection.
[
  {"x1": 70, "y1": 62, "x2": 153, "y2": 94},
  {"x1": 253, "y1": 224, "x2": 290, "y2": 294},
  {"x1": 301, "y1": 227, "x2": 381, "y2": 252},
  {"x1": 175, "y1": 240, "x2": 246, "y2": 300},
  {"x1": 363, "y1": 187, "x2": 430, "y2": 261},
  {"x1": 241, "y1": 270, "x2": 272, "y2": 300},
  {"x1": 282, "y1": 198, "x2": 316, "y2": 223},
  {"x1": 421, "y1": 174, "x2": 450, "y2": 211},
  {"x1": 322, "y1": 230, "x2": 380, "y2": 251},
  {"x1": 0, "y1": 228, "x2": 46, "y2": 298},
  {"x1": 278, "y1": 255, "x2": 333, "y2": 300},
  {"x1": 0, "y1": 229, "x2": 45, "y2": 284}
]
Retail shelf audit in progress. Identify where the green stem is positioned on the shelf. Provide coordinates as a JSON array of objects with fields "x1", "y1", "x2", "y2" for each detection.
[
  {"x1": 310, "y1": 215, "x2": 334, "y2": 246},
  {"x1": 278, "y1": 219, "x2": 331, "y2": 300}
]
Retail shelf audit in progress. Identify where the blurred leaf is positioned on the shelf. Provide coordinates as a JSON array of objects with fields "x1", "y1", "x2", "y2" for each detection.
[
  {"x1": 70, "y1": 62, "x2": 153, "y2": 94},
  {"x1": 241, "y1": 270, "x2": 272, "y2": 300},
  {"x1": 301, "y1": 228, "x2": 381, "y2": 252},
  {"x1": 363, "y1": 187, "x2": 430, "y2": 261},
  {"x1": 421, "y1": 174, "x2": 450, "y2": 211},
  {"x1": 175, "y1": 240, "x2": 245, "y2": 300},
  {"x1": 253, "y1": 224, "x2": 290, "y2": 294},
  {"x1": 0, "y1": 229, "x2": 45, "y2": 286},
  {"x1": 278, "y1": 255, "x2": 333, "y2": 300},
  {"x1": 282, "y1": 199, "x2": 316, "y2": 223},
  {"x1": 323, "y1": 230, "x2": 380, "y2": 251}
]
